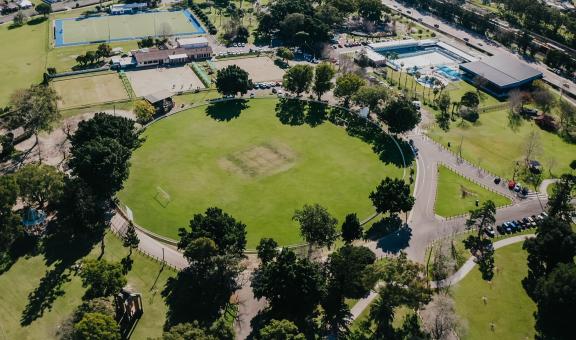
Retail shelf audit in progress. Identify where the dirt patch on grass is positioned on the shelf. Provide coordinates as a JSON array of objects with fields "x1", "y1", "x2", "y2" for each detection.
[{"x1": 219, "y1": 142, "x2": 297, "y2": 178}]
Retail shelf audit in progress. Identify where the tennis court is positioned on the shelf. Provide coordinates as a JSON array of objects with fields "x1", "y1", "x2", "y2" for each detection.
[{"x1": 54, "y1": 10, "x2": 205, "y2": 47}]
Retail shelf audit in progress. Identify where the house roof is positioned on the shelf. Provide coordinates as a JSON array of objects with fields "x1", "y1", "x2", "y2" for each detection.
[
  {"x1": 144, "y1": 90, "x2": 173, "y2": 104},
  {"x1": 177, "y1": 37, "x2": 209, "y2": 47},
  {"x1": 459, "y1": 54, "x2": 542, "y2": 88}
]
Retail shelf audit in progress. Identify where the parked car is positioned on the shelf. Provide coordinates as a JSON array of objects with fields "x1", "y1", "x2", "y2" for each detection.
[
  {"x1": 434, "y1": 24, "x2": 439, "y2": 28},
  {"x1": 463, "y1": 37, "x2": 469, "y2": 42},
  {"x1": 485, "y1": 226, "x2": 496, "y2": 237},
  {"x1": 494, "y1": 177, "x2": 501, "y2": 184}
]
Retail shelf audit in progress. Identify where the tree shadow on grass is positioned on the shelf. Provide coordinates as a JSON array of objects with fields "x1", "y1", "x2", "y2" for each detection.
[
  {"x1": 27, "y1": 17, "x2": 48, "y2": 26},
  {"x1": 20, "y1": 262, "x2": 71, "y2": 326},
  {"x1": 205, "y1": 99, "x2": 249, "y2": 121},
  {"x1": 275, "y1": 98, "x2": 306, "y2": 126},
  {"x1": 375, "y1": 225, "x2": 412, "y2": 254},
  {"x1": 304, "y1": 101, "x2": 328, "y2": 127},
  {"x1": 20, "y1": 223, "x2": 102, "y2": 326},
  {"x1": 365, "y1": 215, "x2": 404, "y2": 241}
]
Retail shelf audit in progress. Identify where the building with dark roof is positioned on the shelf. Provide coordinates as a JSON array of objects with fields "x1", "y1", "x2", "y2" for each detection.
[{"x1": 459, "y1": 55, "x2": 543, "y2": 98}]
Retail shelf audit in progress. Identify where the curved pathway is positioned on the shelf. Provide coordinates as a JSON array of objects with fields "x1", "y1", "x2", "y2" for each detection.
[{"x1": 351, "y1": 234, "x2": 535, "y2": 320}]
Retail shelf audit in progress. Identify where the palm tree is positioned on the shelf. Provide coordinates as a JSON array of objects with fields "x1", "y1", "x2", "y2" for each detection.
[
  {"x1": 398, "y1": 62, "x2": 404, "y2": 87},
  {"x1": 414, "y1": 71, "x2": 421, "y2": 100}
]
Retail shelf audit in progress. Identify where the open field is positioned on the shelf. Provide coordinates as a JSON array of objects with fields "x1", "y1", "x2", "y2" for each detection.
[
  {"x1": 428, "y1": 109, "x2": 576, "y2": 179},
  {"x1": 126, "y1": 66, "x2": 205, "y2": 97},
  {"x1": 55, "y1": 10, "x2": 205, "y2": 47},
  {"x1": 215, "y1": 57, "x2": 285, "y2": 82},
  {"x1": 435, "y1": 165, "x2": 512, "y2": 217},
  {"x1": 0, "y1": 233, "x2": 175, "y2": 340},
  {"x1": 0, "y1": 20, "x2": 48, "y2": 107},
  {"x1": 118, "y1": 98, "x2": 404, "y2": 247},
  {"x1": 52, "y1": 73, "x2": 129, "y2": 109},
  {"x1": 453, "y1": 242, "x2": 536, "y2": 340}
]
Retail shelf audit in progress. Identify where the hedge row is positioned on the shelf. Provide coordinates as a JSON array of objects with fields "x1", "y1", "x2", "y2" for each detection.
[
  {"x1": 190, "y1": 62, "x2": 212, "y2": 87},
  {"x1": 189, "y1": 3, "x2": 218, "y2": 35}
]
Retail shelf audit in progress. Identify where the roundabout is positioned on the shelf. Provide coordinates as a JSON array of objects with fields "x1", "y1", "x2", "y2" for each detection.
[{"x1": 118, "y1": 98, "x2": 407, "y2": 248}]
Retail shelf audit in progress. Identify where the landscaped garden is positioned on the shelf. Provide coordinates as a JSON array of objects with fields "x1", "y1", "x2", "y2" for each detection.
[
  {"x1": 0, "y1": 233, "x2": 175, "y2": 340},
  {"x1": 452, "y1": 242, "x2": 536, "y2": 340},
  {"x1": 118, "y1": 98, "x2": 406, "y2": 248},
  {"x1": 434, "y1": 165, "x2": 512, "y2": 217}
]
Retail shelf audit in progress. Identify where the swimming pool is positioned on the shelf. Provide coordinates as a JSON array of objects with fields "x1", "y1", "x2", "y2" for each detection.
[{"x1": 436, "y1": 66, "x2": 461, "y2": 81}]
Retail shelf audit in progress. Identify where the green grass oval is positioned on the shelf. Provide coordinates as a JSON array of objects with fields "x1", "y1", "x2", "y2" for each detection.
[{"x1": 118, "y1": 99, "x2": 404, "y2": 248}]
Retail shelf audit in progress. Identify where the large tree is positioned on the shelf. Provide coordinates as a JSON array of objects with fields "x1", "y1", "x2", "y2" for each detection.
[
  {"x1": 215, "y1": 65, "x2": 251, "y2": 96},
  {"x1": 68, "y1": 137, "x2": 132, "y2": 200},
  {"x1": 341, "y1": 213, "x2": 363, "y2": 244},
  {"x1": 256, "y1": 238, "x2": 279, "y2": 264},
  {"x1": 161, "y1": 319, "x2": 234, "y2": 340},
  {"x1": 531, "y1": 263, "x2": 576, "y2": 340},
  {"x1": 463, "y1": 201, "x2": 496, "y2": 281},
  {"x1": 327, "y1": 245, "x2": 376, "y2": 299},
  {"x1": 15, "y1": 163, "x2": 64, "y2": 209},
  {"x1": 122, "y1": 222, "x2": 140, "y2": 258},
  {"x1": 0, "y1": 175, "x2": 22, "y2": 255},
  {"x1": 360, "y1": 253, "x2": 431, "y2": 339},
  {"x1": 7, "y1": 85, "x2": 60, "y2": 162},
  {"x1": 134, "y1": 99, "x2": 155, "y2": 124},
  {"x1": 283, "y1": 64, "x2": 314, "y2": 96},
  {"x1": 353, "y1": 85, "x2": 390, "y2": 113},
  {"x1": 293, "y1": 203, "x2": 338, "y2": 258},
  {"x1": 73, "y1": 312, "x2": 120, "y2": 340},
  {"x1": 80, "y1": 259, "x2": 127, "y2": 299},
  {"x1": 55, "y1": 177, "x2": 107, "y2": 239},
  {"x1": 71, "y1": 113, "x2": 141, "y2": 151},
  {"x1": 178, "y1": 207, "x2": 246, "y2": 258},
  {"x1": 35, "y1": 2, "x2": 52, "y2": 17},
  {"x1": 334, "y1": 73, "x2": 365, "y2": 106},
  {"x1": 369, "y1": 177, "x2": 414, "y2": 221},
  {"x1": 523, "y1": 216, "x2": 576, "y2": 296},
  {"x1": 378, "y1": 98, "x2": 421, "y2": 134},
  {"x1": 357, "y1": 0, "x2": 384, "y2": 22},
  {"x1": 313, "y1": 62, "x2": 336, "y2": 100},
  {"x1": 257, "y1": 319, "x2": 305, "y2": 340},
  {"x1": 251, "y1": 249, "x2": 325, "y2": 321},
  {"x1": 435, "y1": 91, "x2": 451, "y2": 131},
  {"x1": 546, "y1": 173, "x2": 575, "y2": 221}
]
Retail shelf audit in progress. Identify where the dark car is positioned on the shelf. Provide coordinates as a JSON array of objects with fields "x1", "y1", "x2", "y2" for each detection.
[
  {"x1": 494, "y1": 177, "x2": 501, "y2": 184},
  {"x1": 507, "y1": 221, "x2": 519, "y2": 232},
  {"x1": 485, "y1": 226, "x2": 496, "y2": 238}
]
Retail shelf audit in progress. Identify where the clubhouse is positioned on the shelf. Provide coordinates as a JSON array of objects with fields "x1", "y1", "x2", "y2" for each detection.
[
  {"x1": 459, "y1": 55, "x2": 543, "y2": 99},
  {"x1": 131, "y1": 37, "x2": 212, "y2": 67}
]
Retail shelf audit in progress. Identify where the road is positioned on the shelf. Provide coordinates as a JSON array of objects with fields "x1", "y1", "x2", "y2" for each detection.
[{"x1": 381, "y1": 0, "x2": 576, "y2": 102}]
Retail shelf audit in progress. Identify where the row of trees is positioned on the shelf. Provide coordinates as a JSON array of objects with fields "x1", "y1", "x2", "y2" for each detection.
[
  {"x1": 256, "y1": 0, "x2": 386, "y2": 52},
  {"x1": 522, "y1": 172, "x2": 576, "y2": 339},
  {"x1": 75, "y1": 43, "x2": 112, "y2": 67}
]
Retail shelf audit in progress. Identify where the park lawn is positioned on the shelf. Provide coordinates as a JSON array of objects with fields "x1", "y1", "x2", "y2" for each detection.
[
  {"x1": 351, "y1": 304, "x2": 412, "y2": 331},
  {"x1": 118, "y1": 98, "x2": 405, "y2": 248},
  {"x1": 452, "y1": 242, "x2": 536, "y2": 340},
  {"x1": 52, "y1": 73, "x2": 129, "y2": 109},
  {"x1": 0, "y1": 233, "x2": 174, "y2": 340},
  {"x1": 0, "y1": 20, "x2": 48, "y2": 107},
  {"x1": 434, "y1": 165, "x2": 512, "y2": 217},
  {"x1": 428, "y1": 108, "x2": 576, "y2": 179},
  {"x1": 59, "y1": 99, "x2": 134, "y2": 120}
]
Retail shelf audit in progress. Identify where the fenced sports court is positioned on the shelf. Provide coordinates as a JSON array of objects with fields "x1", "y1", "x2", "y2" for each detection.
[{"x1": 54, "y1": 9, "x2": 205, "y2": 47}]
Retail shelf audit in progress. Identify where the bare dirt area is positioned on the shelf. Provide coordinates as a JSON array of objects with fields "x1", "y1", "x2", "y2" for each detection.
[
  {"x1": 215, "y1": 57, "x2": 285, "y2": 83},
  {"x1": 219, "y1": 142, "x2": 297, "y2": 178},
  {"x1": 12, "y1": 110, "x2": 135, "y2": 169},
  {"x1": 125, "y1": 66, "x2": 205, "y2": 97}
]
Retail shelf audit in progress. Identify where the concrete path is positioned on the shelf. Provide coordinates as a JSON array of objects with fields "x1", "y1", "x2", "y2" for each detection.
[{"x1": 351, "y1": 234, "x2": 535, "y2": 320}]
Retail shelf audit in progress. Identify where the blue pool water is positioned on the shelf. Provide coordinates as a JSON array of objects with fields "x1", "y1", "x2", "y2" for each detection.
[{"x1": 436, "y1": 66, "x2": 461, "y2": 81}]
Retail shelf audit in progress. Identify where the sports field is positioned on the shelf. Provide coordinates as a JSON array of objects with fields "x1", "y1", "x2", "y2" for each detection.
[
  {"x1": 52, "y1": 73, "x2": 129, "y2": 109},
  {"x1": 54, "y1": 10, "x2": 205, "y2": 47},
  {"x1": 118, "y1": 99, "x2": 405, "y2": 247},
  {"x1": 435, "y1": 165, "x2": 511, "y2": 217}
]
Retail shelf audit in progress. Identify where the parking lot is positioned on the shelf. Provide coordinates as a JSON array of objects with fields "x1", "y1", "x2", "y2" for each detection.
[{"x1": 214, "y1": 57, "x2": 285, "y2": 83}]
